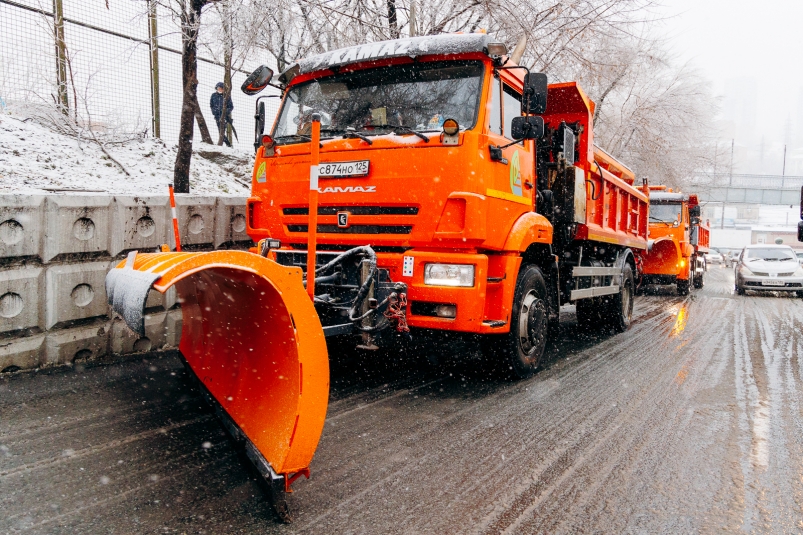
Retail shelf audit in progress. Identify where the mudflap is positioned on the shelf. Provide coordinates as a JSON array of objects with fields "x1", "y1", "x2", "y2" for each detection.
[{"x1": 106, "y1": 251, "x2": 329, "y2": 522}]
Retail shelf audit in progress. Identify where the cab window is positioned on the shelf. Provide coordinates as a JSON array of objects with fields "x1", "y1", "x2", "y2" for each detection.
[{"x1": 502, "y1": 85, "x2": 522, "y2": 141}]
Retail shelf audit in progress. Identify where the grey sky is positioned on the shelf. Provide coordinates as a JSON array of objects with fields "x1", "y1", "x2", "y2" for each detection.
[{"x1": 660, "y1": 0, "x2": 803, "y2": 175}]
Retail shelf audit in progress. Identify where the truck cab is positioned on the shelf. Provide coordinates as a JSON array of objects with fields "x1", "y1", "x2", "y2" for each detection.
[{"x1": 639, "y1": 188, "x2": 707, "y2": 294}]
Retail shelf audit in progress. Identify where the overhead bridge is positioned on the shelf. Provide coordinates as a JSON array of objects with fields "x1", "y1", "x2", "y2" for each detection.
[{"x1": 691, "y1": 174, "x2": 803, "y2": 205}]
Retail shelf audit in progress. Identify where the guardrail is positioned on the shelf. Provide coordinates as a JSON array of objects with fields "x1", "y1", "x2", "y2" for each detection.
[{"x1": 0, "y1": 194, "x2": 251, "y2": 373}]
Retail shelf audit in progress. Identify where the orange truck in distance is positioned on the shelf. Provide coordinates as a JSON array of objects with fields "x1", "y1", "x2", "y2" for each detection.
[
  {"x1": 638, "y1": 186, "x2": 709, "y2": 294},
  {"x1": 107, "y1": 33, "x2": 649, "y2": 520}
]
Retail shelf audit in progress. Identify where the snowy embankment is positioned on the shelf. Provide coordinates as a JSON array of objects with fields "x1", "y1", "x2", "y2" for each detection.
[{"x1": 0, "y1": 113, "x2": 253, "y2": 195}]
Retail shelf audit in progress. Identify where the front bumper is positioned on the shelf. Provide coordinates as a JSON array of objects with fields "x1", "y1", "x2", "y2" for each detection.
[
  {"x1": 739, "y1": 274, "x2": 803, "y2": 291},
  {"x1": 376, "y1": 250, "x2": 520, "y2": 334}
]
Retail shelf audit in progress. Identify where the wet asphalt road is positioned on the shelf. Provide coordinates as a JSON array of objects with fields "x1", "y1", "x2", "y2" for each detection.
[{"x1": 3, "y1": 266, "x2": 803, "y2": 534}]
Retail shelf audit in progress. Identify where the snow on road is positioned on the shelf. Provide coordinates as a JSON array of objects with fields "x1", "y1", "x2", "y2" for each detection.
[{"x1": 0, "y1": 112, "x2": 252, "y2": 195}]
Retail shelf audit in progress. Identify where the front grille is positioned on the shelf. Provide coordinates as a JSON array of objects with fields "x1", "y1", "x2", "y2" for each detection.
[
  {"x1": 752, "y1": 272, "x2": 794, "y2": 277},
  {"x1": 287, "y1": 224, "x2": 412, "y2": 234},
  {"x1": 283, "y1": 206, "x2": 418, "y2": 216}
]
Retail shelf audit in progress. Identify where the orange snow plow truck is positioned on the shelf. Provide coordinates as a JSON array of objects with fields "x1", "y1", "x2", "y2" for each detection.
[
  {"x1": 106, "y1": 34, "x2": 648, "y2": 520},
  {"x1": 638, "y1": 187, "x2": 709, "y2": 295}
]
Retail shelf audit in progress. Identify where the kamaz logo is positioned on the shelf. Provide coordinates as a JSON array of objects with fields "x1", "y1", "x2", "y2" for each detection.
[{"x1": 318, "y1": 186, "x2": 376, "y2": 193}]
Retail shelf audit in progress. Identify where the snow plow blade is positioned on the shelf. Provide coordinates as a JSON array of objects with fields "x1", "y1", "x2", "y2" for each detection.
[{"x1": 106, "y1": 250, "x2": 328, "y2": 521}]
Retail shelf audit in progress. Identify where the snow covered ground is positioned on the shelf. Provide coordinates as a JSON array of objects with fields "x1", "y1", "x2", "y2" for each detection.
[{"x1": 0, "y1": 111, "x2": 253, "y2": 195}]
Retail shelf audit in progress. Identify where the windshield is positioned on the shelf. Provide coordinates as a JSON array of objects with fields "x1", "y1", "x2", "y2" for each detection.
[
  {"x1": 745, "y1": 248, "x2": 796, "y2": 261},
  {"x1": 649, "y1": 203, "x2": 682, "y2": 224},
  {"x1": 273, "y1": 60, "x2": 484, "y2": 140}
]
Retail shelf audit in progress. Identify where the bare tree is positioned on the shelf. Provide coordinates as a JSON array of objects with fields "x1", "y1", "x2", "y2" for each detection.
[{"x1": 152, "y1": 0, "x2": 218, "y2": 193}]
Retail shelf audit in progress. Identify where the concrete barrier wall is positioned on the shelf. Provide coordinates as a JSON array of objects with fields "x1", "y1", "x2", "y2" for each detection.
[{"x1": 0, "y1": 194, "x2": 252, "y2": 373}]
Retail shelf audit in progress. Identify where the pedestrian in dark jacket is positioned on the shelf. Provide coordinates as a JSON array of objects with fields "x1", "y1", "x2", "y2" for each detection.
[{"x1": 210, "y1": 82, "x2": 233, "y2": 147}]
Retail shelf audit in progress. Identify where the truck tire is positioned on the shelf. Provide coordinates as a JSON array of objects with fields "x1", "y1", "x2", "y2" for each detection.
[
  {"x1": 693, "y1": 258, "x2": 705, "y2": 289},
  {"x1": 607, "y1": 263, "x2": 634, "y2": 333},
  {"x1": 483, "y1": 264, "x2": 549, "y2": 379},
  {"x1": 677, "y1": 278, "x2": 690, "y2": 296}
]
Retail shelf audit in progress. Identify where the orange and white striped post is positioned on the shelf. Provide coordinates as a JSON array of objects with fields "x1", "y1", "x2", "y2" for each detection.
[
  {"x1": 306, "y1": 114, "x2": 321, "y2": 300},
  {"x1": 168, "y1": 184, "x2": 182, "y2": 252}
]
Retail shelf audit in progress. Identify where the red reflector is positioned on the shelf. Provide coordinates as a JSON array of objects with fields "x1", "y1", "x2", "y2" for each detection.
[{"x1": 262, "y1": 135, "x2": 275, "y2": 148}]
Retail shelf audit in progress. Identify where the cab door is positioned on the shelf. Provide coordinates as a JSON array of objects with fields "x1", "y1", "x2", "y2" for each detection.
[{"x1": 486, "y1": 73, "x2": 535, "y2": 208}]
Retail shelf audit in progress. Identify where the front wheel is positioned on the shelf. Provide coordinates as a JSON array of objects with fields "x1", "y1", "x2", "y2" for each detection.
[
  {"x1": 483, "y1": 265, "x2": 549, "y2": 379},
  {"x1": 677, "y1": 278, "x2": 690, "y2": 296},
  {"x1": 607, "y1": 263, "x2": 635, "y2": 333}
]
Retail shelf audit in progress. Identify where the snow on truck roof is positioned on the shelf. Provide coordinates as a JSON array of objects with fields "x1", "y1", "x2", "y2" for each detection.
[
  {"x1": 650, "y1": 191, "x2": 689, "y2": 202},
  {"x1": 281, "y1": 33, "x2": 495, "y2": 82}
]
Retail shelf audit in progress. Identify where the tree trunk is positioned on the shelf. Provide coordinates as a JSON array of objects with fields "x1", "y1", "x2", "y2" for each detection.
[
  {"x1": 387, "y1": 0, "x2": 399, "y2": 39},
  {"x1": 174, "y1": 0, "x2": 208, "y2": 193},
  {"x1": 193, "y1": 95, "x2": 214, "y2": 144},
  {"x1": 219, "y1": 0, "x2": 233, "y2": 146}
]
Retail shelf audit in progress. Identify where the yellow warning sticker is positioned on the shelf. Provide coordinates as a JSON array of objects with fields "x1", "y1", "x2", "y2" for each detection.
[{"x1": 256, "y1": 161, "x2": 266, "y2": 183}]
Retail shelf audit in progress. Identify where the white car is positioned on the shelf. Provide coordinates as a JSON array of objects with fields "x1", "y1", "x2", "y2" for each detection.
[
  {"x1": 734, "y1": 244, "x2": 803, "y2": 295},
  {"x1": 705, "y1": 252, "x2": 723, "y2": 264}
]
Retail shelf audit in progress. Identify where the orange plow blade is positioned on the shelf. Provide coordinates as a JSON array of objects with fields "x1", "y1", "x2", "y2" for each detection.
[{"x1": 106, "y1": 251, "x2": 328, "y2": 521}]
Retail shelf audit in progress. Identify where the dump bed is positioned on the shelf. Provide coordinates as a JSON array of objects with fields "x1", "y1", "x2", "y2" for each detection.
[{"x1": 542, "y1": 83, "x2": 649, "y2": 250}]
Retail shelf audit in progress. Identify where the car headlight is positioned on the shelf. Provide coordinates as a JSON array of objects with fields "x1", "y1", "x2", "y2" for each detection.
[
  {"x1": 740, "y1": 265, "x2": 753, "y2": 276},
  {"x1": 794, "y1": 267, "x2": 803, "y2": 277},
  {"x1": 423, "y1": 263, "x2": 475, "y2": 287}
]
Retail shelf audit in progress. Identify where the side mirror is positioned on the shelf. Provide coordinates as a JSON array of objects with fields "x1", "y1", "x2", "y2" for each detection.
[
  {"x1": 510, "y1": 115, "x2": 544, "y2": 140},
  {"x1": 798, "y1": 220, "x2": 803, "y2": 242},
  {"x1": 689, "y1": 205, "x2": 701, "y2": 218},
  {"x1": 254, "y1": 101, "x2": 266, "y2": 152},
  {"x1": 522, "y1": 72, "x2": 548, "y2": 114},
  {"x1": 241, "y1": 65, "x2": 274, "y2": 95}
]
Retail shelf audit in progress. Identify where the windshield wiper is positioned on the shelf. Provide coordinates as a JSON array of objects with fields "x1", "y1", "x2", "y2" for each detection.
[
  {"x1": 343, "y1": 128, "x2": 373, "y2": 145},
  {"x1": 390, "y1": 125, "x2": 429, "y2": 142},
  {"x1": 779, "y1": 257, "x2": 794, "y2": 261},
  {"x1": 649, "y1": 216, "x2": 673, "y2": 223}
]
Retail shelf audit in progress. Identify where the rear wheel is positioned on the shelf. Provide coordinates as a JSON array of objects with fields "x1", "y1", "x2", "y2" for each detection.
[
  {"x1": 607, "y1": 263, "x2": 634, "y2": 333},
  {"x1": 677, "y1": 278, "x2": 690, "y2": 296},
  {"x1": 693, "y1": 257, "x2": 705, "y2": 289},
  {"x1": 483, "y1": 265, "x2": 549, "y2": 379}
]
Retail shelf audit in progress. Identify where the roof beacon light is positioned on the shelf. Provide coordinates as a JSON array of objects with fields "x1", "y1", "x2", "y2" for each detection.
[
  {"x1": 442, "y1": 119, "x2": 459, "y2": 136},
  {"x1": 486, "y1": 42, "x2": 508, "y2": 57}
]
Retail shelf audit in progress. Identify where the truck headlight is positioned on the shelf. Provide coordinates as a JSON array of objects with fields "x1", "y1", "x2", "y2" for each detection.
[{"x1": 423, "y1": 263, "x2": 475, "y2": 287}]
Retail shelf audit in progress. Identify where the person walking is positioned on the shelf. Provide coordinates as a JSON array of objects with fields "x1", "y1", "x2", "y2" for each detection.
[{"x1": 210, "y1": 82, "x2": 233, "y2": 147}]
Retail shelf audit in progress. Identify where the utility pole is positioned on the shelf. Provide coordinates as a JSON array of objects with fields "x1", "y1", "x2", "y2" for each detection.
[
  {"x1": 147, "y1": 0, "x2": 161, "y2": 138},
  {"x1": 729, "y1": 138, "x2": 734, "y2": 186}
]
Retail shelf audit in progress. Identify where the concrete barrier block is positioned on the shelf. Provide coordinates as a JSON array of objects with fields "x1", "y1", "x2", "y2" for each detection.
[
  {"x1": 0, "y1": 334, "x2": 46, "y2": 372},
  {"x1": 111, "y1": 311, "x2": 167, "y2": 355},
  {"x1": 0, "y1": 195, "x2": 44, "y2": 261},
  {"x1": 214, "y1": 197, "x2": 250, "y2": 248},
  {"x1": 45, "y1": 322, "x2": 110, "y2": 366},
  {"x1": 43, "y1": 196, "x2": 112, "y2": 263},
  {"x1": 174, "y1": 196, "x2": 216, "y2": 248},
  {"x1": 165, "y1": 308, "x2": 183, "y2": 348},
  {"x1": 111, "y1": 196, "x2": 169, "y2": 256},
  {"x1": 144, "y1": 286, "x2": 177, "y2": 311},
  {"x1": 45, "y1": 261, "x2": 110, "y2": 329},
  {"x1": 0, "y1": 266, "x2": 45, "y2": 334}
]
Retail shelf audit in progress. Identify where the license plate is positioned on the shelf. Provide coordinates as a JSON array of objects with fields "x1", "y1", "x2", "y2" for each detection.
[
  {"x1": 762, "y1": 279, "x2": 784, "y2": 286},
  {"x1": 318, "y1": 161, "x2": 369, "y2": 178}
]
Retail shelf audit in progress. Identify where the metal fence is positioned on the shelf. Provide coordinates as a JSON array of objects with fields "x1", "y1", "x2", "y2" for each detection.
[{"x1": 0, "y1": 0, "x2": 280, "y2": 147}]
